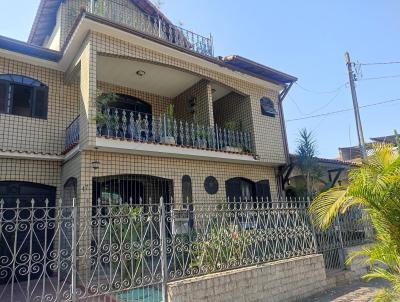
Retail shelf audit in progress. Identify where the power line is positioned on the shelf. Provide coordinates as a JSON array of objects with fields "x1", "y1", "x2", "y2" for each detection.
[
  {"x1": 294, "y1": 82, "x2": 348, "y2": 94},
  {"x1": 286, "y1": 97, "x2": 400, "y2": 122},
  {"x1": 287, "y1": 95, "x2": 305, "y2": 115},
  {"x1": 357, "y1": 74, "x2": 400, "y2": 82},
  {"x1": 308, "y1": 88, "x2": 344, "y2": 115},
  {"x1": 358, "y1": 61, "x2": 400, "y2": 66}
]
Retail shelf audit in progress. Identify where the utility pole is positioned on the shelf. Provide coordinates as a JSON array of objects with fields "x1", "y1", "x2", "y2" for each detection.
[{"x1": 345, "y1": 51, "x2": 367, "y2": 160}]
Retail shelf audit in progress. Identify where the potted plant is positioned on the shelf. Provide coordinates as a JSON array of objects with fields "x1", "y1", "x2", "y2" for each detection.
[
  {"x1": 160, "y1": 104, "x2": 176, "y2": 144},
  {"x1": 222, "y1": 121, "x2": 242, "y2": 153},
  {"x1": 94, "y1": 90, "x2": 118, "y2": 136},
  {"x1": 195, "y1": 128, "x2": 209, "y2": 149}
]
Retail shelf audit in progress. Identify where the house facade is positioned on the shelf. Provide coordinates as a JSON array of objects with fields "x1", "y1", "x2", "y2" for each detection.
[
  {"x1": 284, "y1": 155, "x2": 355, "y2": 198},
  {"x1": 0, "y1": 0, "x2": 296, "y2": 212}
]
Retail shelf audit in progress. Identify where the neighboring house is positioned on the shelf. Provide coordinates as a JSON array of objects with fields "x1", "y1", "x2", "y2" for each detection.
[
  {"x1": 338, "y1": 134, "x2": 399, "y2": 162},
  {"x1": 0, "y1": 0, "x2": 296, "y2": 283},
  {"x1": 283, "y1": 154, "x2": 356, "y2": 198}
]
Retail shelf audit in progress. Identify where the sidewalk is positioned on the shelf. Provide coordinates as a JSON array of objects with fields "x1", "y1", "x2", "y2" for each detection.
[{"x1": 301, "y1": 279, "x2": 388, "y2": 302}]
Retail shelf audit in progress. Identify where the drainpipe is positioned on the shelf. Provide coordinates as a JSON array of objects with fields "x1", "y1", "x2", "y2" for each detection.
[{"x1": 276, "y1": 81, "x2": 295, "y2": 198}]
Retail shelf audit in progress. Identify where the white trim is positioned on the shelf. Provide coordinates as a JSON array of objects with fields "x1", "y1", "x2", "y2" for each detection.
[
  {"x1": 63, "y1": 144, "x2": 80, "y2": 162},
  {"x1": 0, "y1": 49, "x2": 61, "y2": 71},
  {"x1": 0, "y1": 151, "x2": 63, "y2": 161},
  {"x1": 94, "y1": 138, "x2": 267, "y2": 165}
]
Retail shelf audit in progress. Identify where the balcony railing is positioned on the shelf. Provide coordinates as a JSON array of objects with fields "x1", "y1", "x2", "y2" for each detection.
[
  {"x1": 96, "y1": 107, "x2": 254, "y2": 154},
  {"x1": 84, "y1": 0, "x2": 214, "y2": 57},
  {"x1": 65, "y1": 115, "x2": 80, "y2": 150}
]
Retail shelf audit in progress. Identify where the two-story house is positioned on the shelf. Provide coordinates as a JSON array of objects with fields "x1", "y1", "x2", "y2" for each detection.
[{"x1": 0, "y1": 0, "x2": 296, "y2": 210}]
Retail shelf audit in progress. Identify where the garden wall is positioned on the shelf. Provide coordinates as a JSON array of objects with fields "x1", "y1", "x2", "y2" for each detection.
[{"x1": 167, "y1": 254, "x2": 327, "y2": 302}]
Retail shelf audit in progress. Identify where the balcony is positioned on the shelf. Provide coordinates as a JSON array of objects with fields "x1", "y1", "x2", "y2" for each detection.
[
  {"x1": 74, "y1": 0, "x2": 214, "y2": 57},
  {"x1": 95, "y1": 106, "x2": 254, "y2": 154},
  {"x1": 65, "y1": 115, "x2": 80, "y2": 151}
]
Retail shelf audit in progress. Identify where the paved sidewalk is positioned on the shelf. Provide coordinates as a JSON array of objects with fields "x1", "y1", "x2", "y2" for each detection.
[{"x1": 301, "y1": 279, "x2": 388, "y2": 302}]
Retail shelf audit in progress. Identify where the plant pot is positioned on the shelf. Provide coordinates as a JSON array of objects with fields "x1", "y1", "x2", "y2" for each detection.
[
  {"x1": 223, "y1": 146, "x2": 241, "y2": 153},
  {"x1": 160, "y1": 136, "x2": 176, "y2": 145}
]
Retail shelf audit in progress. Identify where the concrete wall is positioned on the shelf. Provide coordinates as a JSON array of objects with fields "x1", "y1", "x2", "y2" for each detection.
[{"x1": 167, "y1": 255, "x2": 327, "y2": 302}]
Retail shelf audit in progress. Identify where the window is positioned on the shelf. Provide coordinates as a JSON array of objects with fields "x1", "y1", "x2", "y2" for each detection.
[
  {"x1": 182, "y1": 175, "x2": 193, "y2": 205},
  {"x1": 260, "y1": 97, "x2": 277, "y2": 117},
  {"x1": 226, "y1": 178, "x2": 271, "y2": 202},
  {"x1": 0, "y1": 74, "x2": 48, "y2": 119}
]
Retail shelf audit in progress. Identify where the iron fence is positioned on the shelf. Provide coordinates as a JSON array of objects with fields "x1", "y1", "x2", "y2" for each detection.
[
  {"x1": 314, "y1": 207, "x2": 374, "y2": 270},
  {"x1": 60, "y1": 0, "x2": 214, "y2": 57},
  {"x1": 96, "y1": 107, "x2": 254, "y2": 154},
  {"x1": 0, "y1": 197, "x2": 372, "y2": 301},
  {"x1": 86, "y1": 0, "x2": 213, "y2": 57}
]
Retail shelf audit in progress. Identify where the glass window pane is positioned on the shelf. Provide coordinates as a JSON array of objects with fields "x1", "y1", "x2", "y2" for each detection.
[
  {"x1": 0, "y1": 82, "x2": 8, "y2": 113},
  {"x1": 11, "y1": 84, "x2": 33, "y2": 117},
  {"x1": 33, "y1": 87, "x2": 48, "y2": 119}
]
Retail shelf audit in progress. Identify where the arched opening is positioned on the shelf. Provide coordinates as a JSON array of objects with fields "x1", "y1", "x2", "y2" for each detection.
[
  {"x1": 0, "y1": 181, "x2": 56, "y2": 284},
  {"x1": 92, "y1": 174, "x2": 173, "y2": 206},
  {"x1": 60, "y1": 178, "x2": 78, "y2": 278},
  {"x1": 110, "y1": 93, "x2": 152, "y2": 115},
  {"x1": 97, "y1": 93, "x2": 153, "y2": 138},
  {"x1": 182, "y1": 175, "x2": 194, "y2": 229},
  {"x1": 63, "y1": 177, "x2": 77, "y2": 206},
  {"x1": 181, "y1": 175, "x2": 193, "y2": 205}
]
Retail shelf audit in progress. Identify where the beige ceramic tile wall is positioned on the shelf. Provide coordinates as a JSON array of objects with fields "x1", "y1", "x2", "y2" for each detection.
[
  {"x1": 77, "y1": 150, "x2": 278, "y2": 207},
  {"x1": 0, "y1": 57, "x2": 80, "y2": 155},
  {"x1": 0, "y1": 158, "x2": 61, "y2": 198},
  {"x1": 173, "y1": 79, "x2": 213, "y2": 126},
  {"x1": 213, "y1": 91, "x2": 253, "y2": 135}
]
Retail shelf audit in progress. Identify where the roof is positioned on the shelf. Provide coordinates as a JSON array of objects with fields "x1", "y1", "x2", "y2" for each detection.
[
  {"x1": 371, "y1": 134, "x2": 398, "y2": 145},
  {"x1": 290, "y1": 154, "x2": 356, "y2": 166},
  {"x1": 221, "y1": 55, "x2": 297, "y2": 85},
  {"x1": 0, "y1": 35, "x2": 61, "y2": 61},
  {"x1": 28, "y1": 0, "x2": 175, "y2": 46}
]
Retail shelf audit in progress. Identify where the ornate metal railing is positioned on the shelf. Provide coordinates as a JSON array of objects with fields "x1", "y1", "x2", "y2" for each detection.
[
  {"x1": 84, "y1": 0, "x2": 214, "y2": 57},
  {"x1": 65, "y1": 115, "x2": 80, "y2": 150},
  {"x1": 97, "y1": 107, "x2": 254, "y2": 154},
  {"x1": 0, "y1": 197, "x2": 372, "y2": 301}
]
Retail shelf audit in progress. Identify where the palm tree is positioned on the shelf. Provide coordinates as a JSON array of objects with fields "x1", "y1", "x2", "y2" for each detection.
[
  {"x1": 295, "y1": 129, "x2": 320, "y2": 197},
  {"x1": 309, "y1": 143, "x2": 400, "y2": 301}
]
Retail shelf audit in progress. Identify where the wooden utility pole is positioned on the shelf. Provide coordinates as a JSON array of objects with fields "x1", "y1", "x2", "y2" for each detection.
[{"x1": 345, "y1": 51, "x2": 367, "y2": 160}]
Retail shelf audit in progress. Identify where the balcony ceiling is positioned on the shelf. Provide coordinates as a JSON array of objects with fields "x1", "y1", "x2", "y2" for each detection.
[{"x1": 97, "y1": 56, "x2": 232, "y2": 100}]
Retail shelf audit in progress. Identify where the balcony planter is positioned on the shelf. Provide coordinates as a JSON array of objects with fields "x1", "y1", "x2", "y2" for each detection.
[{"x1": 160, "y1": 136, "x2": 176, "y2": 145}]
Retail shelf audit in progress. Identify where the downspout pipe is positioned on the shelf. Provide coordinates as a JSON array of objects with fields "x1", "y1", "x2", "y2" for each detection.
[{"x1": 276, "y1": 81, "x2": 295, "y2": 198}]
